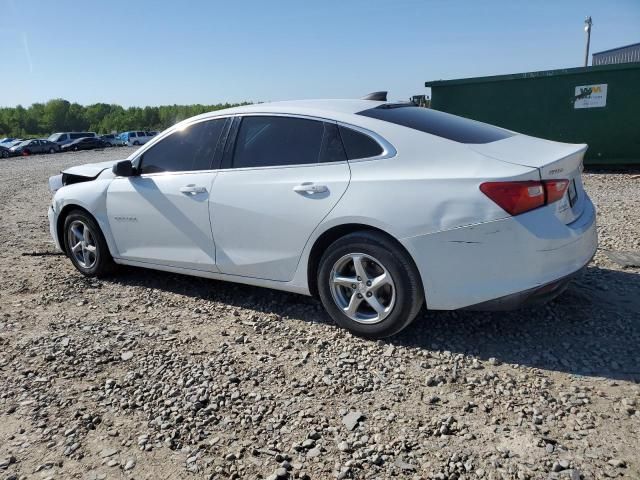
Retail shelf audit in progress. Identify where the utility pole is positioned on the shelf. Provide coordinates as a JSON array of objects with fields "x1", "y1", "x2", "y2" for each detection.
[{"x1": 584, "y1": 16, "x2": 593, "y2": 67}]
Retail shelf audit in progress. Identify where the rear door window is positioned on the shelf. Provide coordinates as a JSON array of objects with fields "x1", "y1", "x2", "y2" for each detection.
[
  {"x1": 320, "y1": 123, "x2": 347, "y2": 163},
  {"x1": 232, "y1": 116, "x2": 324, "y2": 168},
  {"x1": 139, "y1": 119, "x2": 225, "y2": 174},
  {"x1": 357, "y1": 104, "x2": 514, "y2": 144},
  {"x1": 137, "y1": 131, "x2": 146, "y2": 137}
]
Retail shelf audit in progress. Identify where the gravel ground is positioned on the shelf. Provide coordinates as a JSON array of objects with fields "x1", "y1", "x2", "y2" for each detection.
[{"x1": 0, "y1": 149, "x2": 639, "y2": 480}]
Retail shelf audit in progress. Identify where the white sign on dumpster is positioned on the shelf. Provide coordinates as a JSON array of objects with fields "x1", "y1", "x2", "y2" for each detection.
[{"x1": 574, "y1": 84, "x2": 607, "y2": 108}]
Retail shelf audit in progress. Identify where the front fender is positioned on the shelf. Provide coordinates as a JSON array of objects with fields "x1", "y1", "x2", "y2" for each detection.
[{"x1": 53, "y1": 178, "x2": 119, "y2": 257}]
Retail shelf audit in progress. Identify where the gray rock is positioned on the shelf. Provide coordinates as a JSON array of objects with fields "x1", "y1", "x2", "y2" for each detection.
[
  {"x1": 552, "y1": 460, "x2": 569, "y2": 472},
  {"x1": 607, "y1": 459, "x2": 626, "y2": 468},
  {"x1": 121, "y1": 351, "x2": 134, "y2": 361},
  {"x1": 342, "y1": 411, "x2": 363, "y2": 431},
  {"x1": 306, "y1": 448, "x2": 321, "y2": 458},
  {"x1": 124, "y1": 458, "x2": 136, "y2": 470},
  {"x1": 394, "y1": 458, "x2": 417, "y2": 471},
  {"x1": 301, "y1": 439, "x2": 315, "y2": 449},
  {"x1": 0, "y1": 456, "x2": 17, "y2": 469},
  {"x1": 99, "y1": 448, "x2": 118, "y2": 458}
]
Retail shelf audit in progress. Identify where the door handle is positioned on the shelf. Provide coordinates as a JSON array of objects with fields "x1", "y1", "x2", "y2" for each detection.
[
  {"x1": 293, "y1": 183, "x2": 328, "y2": 194},
  {"x1": 179, "y1": 184, "x2": 207, "y2": 194}
]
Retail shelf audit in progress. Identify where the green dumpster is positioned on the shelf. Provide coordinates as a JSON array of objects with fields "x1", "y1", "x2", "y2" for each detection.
[{"x1": 425, "y1": 62, "x2": 640, "y2": 165}]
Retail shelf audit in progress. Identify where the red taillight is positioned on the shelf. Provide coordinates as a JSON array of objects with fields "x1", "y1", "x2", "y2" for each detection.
[
  {"x1": 480, "y1": 179, "x2": 569, "y2": 216},
  {"x1": 544, "y1": 179, "x2": 569, "y2": 204},
  {"x1": 480, "y1": 181, "x2": 545, "y2": 215}
]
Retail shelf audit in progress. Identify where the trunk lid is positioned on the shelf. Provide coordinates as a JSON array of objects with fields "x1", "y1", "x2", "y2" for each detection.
[{"x1": 469, "y1": 135, "x2": 587, "y2": 224}]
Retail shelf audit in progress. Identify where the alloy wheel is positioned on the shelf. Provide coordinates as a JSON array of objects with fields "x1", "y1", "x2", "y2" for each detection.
[
  {"x1": 329, "y1": 253, "x2": 396, "y2": 324},
  {"x1": 67, "y1": 220, "x2": 98, "y2": 269}
]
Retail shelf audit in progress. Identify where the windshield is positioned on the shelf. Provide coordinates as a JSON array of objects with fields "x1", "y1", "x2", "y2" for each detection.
[{"x1": 48, "y1": 133, "x2": 62, "y2": 142}]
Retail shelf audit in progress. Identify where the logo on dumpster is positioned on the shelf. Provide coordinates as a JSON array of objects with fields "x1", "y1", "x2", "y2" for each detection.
[{"x1": 574, "y1": 84, "x2": 607, "y2": 109}]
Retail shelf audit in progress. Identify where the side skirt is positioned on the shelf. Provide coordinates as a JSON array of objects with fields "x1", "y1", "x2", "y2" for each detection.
[{"x1": 112, "y1": 257, "x2": 312, "y2": 296}]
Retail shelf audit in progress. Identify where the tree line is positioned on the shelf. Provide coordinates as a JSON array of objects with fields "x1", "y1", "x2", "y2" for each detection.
[{"x1": 0, "y1": 99, "x2": 251, "y2": 137}]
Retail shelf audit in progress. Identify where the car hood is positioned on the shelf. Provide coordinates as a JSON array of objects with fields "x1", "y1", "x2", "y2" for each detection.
[{"x1": 62, "y1": 159, "x2": 119, "y2": 178}]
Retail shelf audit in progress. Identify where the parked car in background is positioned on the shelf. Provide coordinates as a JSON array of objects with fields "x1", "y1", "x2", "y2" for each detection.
[
  {"x1": 61, "y1": 137, "x2": 107, "y2": 152},
  {"x1": 3, "y1": 139, "x2": 24, "y2": 149},
  {"x1": 119, "y1": 131, "x2": 154, "y2": 146},
  {"x1": 100, "y1": 134, "x2": 123, "y2": 146},
  {"x1": 48, "y1": 132, "x2": 97, "y2": 147},
  {"x1": 47, "y1": 96, "x2": 597, "y2": 338},
  {"x1": 10, "y1": 138, "x2": 60, "y2": 155}
]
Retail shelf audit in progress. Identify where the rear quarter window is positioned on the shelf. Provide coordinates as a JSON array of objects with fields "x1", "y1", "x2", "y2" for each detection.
[
  {"x1": 357, "y1": 105, "x2": 514, "y2": 144},
  {"x1": 338, "y1": 126, "x2": 383, "y2": 160}
]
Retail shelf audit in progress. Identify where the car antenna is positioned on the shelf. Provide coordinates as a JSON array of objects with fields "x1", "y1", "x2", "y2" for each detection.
[{"x1": 361, "y1": 91, "x2": 387, "y2": 101}]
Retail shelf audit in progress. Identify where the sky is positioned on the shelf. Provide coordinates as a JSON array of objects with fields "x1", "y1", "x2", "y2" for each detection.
[{"x1": 1, "y1": 0, "x2": 639, "y2": 107}]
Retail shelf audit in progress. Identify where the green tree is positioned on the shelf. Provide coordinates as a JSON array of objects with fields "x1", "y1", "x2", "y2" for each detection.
[{"x1": 0, "y1": 99, "x2": 251, "y2": 137}]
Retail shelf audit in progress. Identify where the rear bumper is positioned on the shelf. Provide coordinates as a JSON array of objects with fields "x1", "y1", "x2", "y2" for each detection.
[
  {"x1": 463, "y1": 263, "x2": 588, "y2": 311},
  {"x1": 401, "y1": 195, "x2": 598, "y2": 310}
]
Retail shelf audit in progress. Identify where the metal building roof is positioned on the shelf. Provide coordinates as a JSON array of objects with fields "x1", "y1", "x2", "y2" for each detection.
[{"x1": 593, "y1": 42, "x2": 640, "y2": 66}]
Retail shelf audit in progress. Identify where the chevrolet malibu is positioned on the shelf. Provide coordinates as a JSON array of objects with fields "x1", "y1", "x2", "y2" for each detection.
[{"x1": 47, "y1": 95, "x2": 597, "y2": 338}]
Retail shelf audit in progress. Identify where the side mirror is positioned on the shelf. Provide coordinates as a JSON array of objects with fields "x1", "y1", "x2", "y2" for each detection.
[{"x1": 113, "y1": 160, "x2": 135, "y2": 177}]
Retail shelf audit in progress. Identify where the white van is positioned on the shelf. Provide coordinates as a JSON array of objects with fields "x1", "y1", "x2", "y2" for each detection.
[
  {"x1": 118, "y1": 131, "x2": 157, "y2": 146},
  {"x1": 48, "y1": 132, "x2": 97, "y2": 147}
]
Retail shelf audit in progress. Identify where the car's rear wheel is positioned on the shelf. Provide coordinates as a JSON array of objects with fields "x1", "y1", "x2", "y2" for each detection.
[
  {"x1": 64, "y1": 210, "x2": 114, "y2": 277},
  {"x1": 49, "y1": 147, "x2": 56, "y2": 154},
  {"x1": 317, "y1": 231, "x2": 424, "y2": 338},
  {"x1": 133, "y1": 141, "x2": 140, "y2": 146}
]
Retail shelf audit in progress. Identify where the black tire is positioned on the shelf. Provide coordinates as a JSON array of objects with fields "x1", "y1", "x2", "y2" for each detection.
[
  {"x1": 133, "y1": 141, "x2": 140, "y2": 146},
  {"x1": 49, "y1": 147, "x2": 56, "y2": 154},
  {"x1": 1, "y1": 150, "x2": 8, "y2": 158},
  {"x1": 317, "y1": 231, "x2": 424, "y2": 338},
  {"x1": 63, "y1": 210, "x2": 115, "y2": 277},
  {"x1": 73, "y1": 146, "x2": 79, "y2": 151}
]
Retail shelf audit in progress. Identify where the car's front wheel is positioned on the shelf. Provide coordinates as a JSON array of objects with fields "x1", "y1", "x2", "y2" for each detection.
[
  {"x1": 64, "y1": 210, "x2": 114, "y2": 277},
  {"x1": 49, "y1": 147, "x2": 56, "y2": 154},
  {"x1": 317, "y1": 231, "x2": 424, "y2": 338}
]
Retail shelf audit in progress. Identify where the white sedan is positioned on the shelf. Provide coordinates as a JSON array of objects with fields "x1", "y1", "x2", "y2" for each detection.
[{"x1": 47, "y1": 94, "x2": 597, "y2": 338}]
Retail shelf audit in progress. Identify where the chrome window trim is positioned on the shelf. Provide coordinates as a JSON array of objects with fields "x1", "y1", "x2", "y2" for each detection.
[
  {"x1": 130, "y1": 115, "x2": 233, "y2": 175},
  {"x1": 128, "y1": 111, "x2": 397, "y2": 175},
  {"x1": 336, "y1": 121, "x2": 397, "y2": 162},
  {"x1": 228, "y1": 113, "x2": 335, "y2": 171}
]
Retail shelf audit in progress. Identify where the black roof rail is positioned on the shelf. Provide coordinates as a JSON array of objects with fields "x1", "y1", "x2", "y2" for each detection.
[{"x1": 361, "y1": 91, "x2": 387, "y2": 101}]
